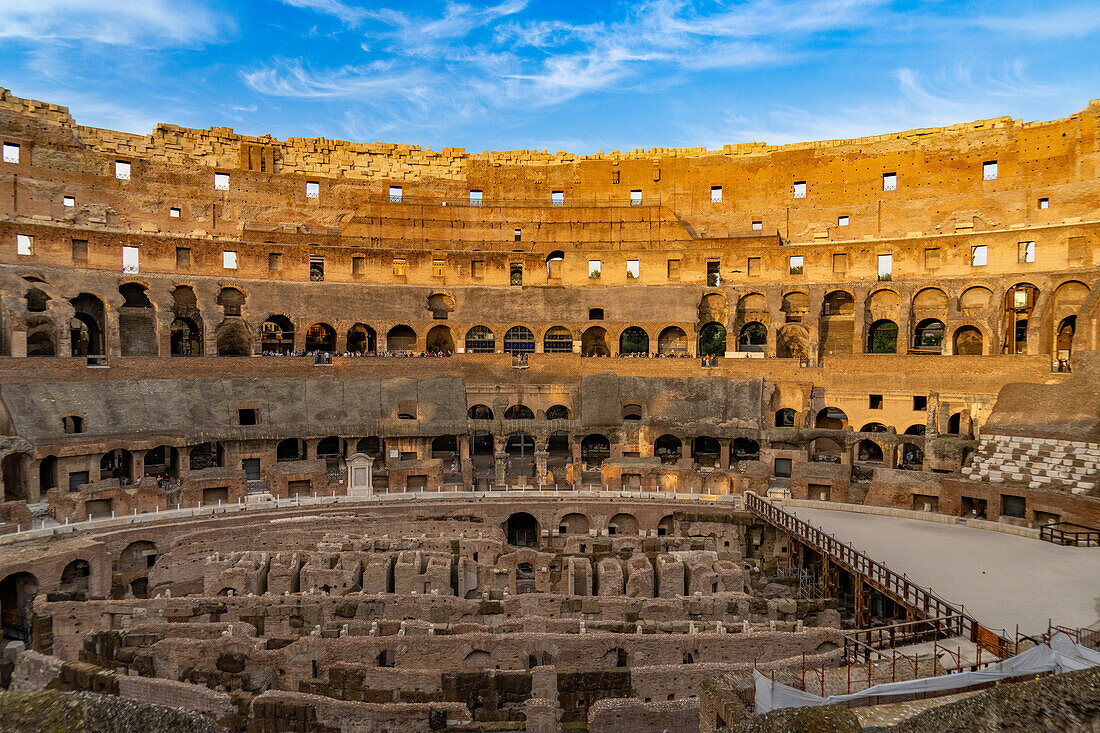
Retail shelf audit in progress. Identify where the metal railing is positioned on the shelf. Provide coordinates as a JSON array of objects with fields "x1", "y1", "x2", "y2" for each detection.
[
  {"x1": 1039, "y1": 522, "x2": 1100, "y2": 547},
  {"x1": 744, "y1": 492, "x2": 1010, "y2": 656}
]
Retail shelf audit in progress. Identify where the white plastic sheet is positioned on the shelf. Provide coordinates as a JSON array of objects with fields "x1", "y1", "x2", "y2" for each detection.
[{"x1": 755, "y1": 632, "x2": 1099, "y2": 714}]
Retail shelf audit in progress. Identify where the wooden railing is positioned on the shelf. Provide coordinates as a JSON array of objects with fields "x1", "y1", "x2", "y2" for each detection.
[{"x1": 745, "y1": 492, "x2": 1010, "y2": 656}]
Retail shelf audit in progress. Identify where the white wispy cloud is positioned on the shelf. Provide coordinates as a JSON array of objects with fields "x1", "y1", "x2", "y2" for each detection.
[
  {"x1": 280, "y1": 0, "x2": 370, "y2": 26},
  {"x1": 968, "y1": 4, "x2": 1100, "y2": 40},
  {"x1": 0, "y1": 0, "x2": 232, "y2": 46},
  {"x1": 242, "y1": 58, "x2": 426, "y2": 99}
]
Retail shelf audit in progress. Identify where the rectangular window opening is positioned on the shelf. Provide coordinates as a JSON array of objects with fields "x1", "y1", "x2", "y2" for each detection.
[
  {"x1": 831, "y1": 253, "x2": 847, "y2": 274},
  {"x1": 115, "y1": 160, "x2": 131, "y2": 180},
  {"x1": 747, "y1": 256, "x2": 760, "y2": 277},
  {"x1": 169, "y1": 207, "x2": 181, "y2": 218},
  {"x1": 306, "y1": 181, "x2": 320, "y2": 199},
  {"x1": 630, "y1": 190, "x2": 642, "y2": 205},
  {"x1": 392, "y1": 258, "x2": 406, "y2": 277},
  {"x1": 469, "y1": 190, "x2": 483, "y2": 206},
  {"x1": 667, "y1": 258, "x2": 680, "y2": 280},
  {"x1": 883, "y1": 172, "x2": 897, "y2": 191},
  {"x1": 214, "y1": 172, "x2": 229, "y2": 190},
  {"x1": 176, "y1": 247, "x2": 191, "y2": 269},
  {"x1": 238, "y1": 408, "x2": 259, "y2": 426},
  {"x1": 710, "y1": 186, "x2": 722, "y2": 203},
  {"x1": 789, "y1": 255, "x2": 804, "y2": 275},
  {"x1": 471, "y1": 259, "x2": 483, "y2": 278},
  {"x1": 752, "y1": 220, "x2": 763, "y2": 231},
  {"x1": 510, "y1": 262, "x2": 523, "y2": 285},
  {"x1": 924, "y1": 248, "x2": 940, "y2": 269},
  {"x1": 223, "y1": 251, "x2": 238, "y2": 270},
  {"x1": 389, "y1": 185, "x2": 403, "y2": 202},
  {"x1": 913, "y1": 396, "x2": 927, "y2": 411},
  {"x1": 792, "y1": 181, "x2": 807, "y2": 199},
  {"x1": 432, "y1": 258, "x2": 445, "y2": 277},
  {"x1": 122, "y1": 245, "x2": 139, "y2": 273},
  {"x1": 774, "y1": 458, "x2": 792, "y2": 478},
  {"x1": 971, "y1": 245, "x2": 987, "y2": 267},
  {"x1": 837, "y1": 216, "x2": 849, "y2": 227},
  {"x1": 982, "y1": 161, "x2": 998, "y2": 180},
  {"x1": 589, "y1": 260, "x2": 602, "y2": 279},
  {"x1": 514, "y1": 229, "x2": 521, "y2": 242},
  {"x1": 310, "y1": 256, "x2": 324, "y2": 281},
  {"x1": 706, "y1": 260, "x2": 720, "y2": 286},
  {"x1": 72, "y1": 239, "x2": 88, "y2": 264},
  {"x1": 63, "y1": 195, "x2": 75, "y2": 207},
  {"x1": 2, "y1": 143, "x2": 19, "y2": 164},
  {"x1": 268, "y1": 252, "x2": 282, "y2": 271},
  {"x1": 16, "y1": 234, "x2": 33, "y2": 256},
  {"x1": 1018, "y1": 241, "x2": 1035, "y2": 263},
  {"x1": 551, "y1": 190, "x2": 564, "y2": 206},
  {"x1": 1038, "y1": 197, "x2": 1049, "y2": 209},
  {"x1": 626, "y1": 259, "x2": 639, "y2": 279},
  {"x1": 869, "y1": 394, "x2": 883, "y2": 409},
  {"x1": 352, "y1": 256, "x2": 365, "y2": 276},
  {"x1": 877, "y1": 253, "x2": 893, "y2": 280}
]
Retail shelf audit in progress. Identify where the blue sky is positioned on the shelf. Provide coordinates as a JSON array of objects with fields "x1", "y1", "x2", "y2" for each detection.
[{"x1": 2, "y1": 1, "x2": 1099, "y2": 153}]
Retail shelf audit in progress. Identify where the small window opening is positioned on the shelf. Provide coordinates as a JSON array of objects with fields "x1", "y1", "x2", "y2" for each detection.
[
  {"x1": 16, "y1": 234, "x2": 33, "y2": 256},
  {"x1": 588, "y1": 259, "x2": 601, "y2": 279},
  {"x1": 63, "y1": 415, "x2": 85, "y2": 434},
  {"x1": 238, "y1": 408, "x2": 259, "y2": 426},
  {"x1": 837, "y1": 215, "x2": 849, "y2": 226},
  {"x1": 789, "y1": 255, "x2": 804, "y2": 275},
  {"x1": 706, "y1": 260, "x2": 720, "y2": 286},
  {"x1": 630, "y1": 190, "x2": 642, "y2": 205},
  {"x1": 214, "y1": 172, "x2": 229, "y2": 190},
  {"x1": 269, "y1": 252, "x2": 282, "y2": 271},
  {"x1": 752, "y1": 220, "x2": 762, "y2": 231},
  {"x1": 1018, "y1": 241, "x2": 1035, "y2": 263},
  {"x1": 971, "y1": 245, "x2": 987, "y2": 267},
  {"x1": 392, "y1": 258, "x2": 406, "y2": 277},
  {"x1": 551, "y1": 190, "x2": 564, "y2": 206},
  {"x1": 710, "y1": 186, "x2": 722, "y2": 203},
  {"x1": 589, "y1": 308, "x2": 604, "y2": 320},
  {"x1": 1038, "y1": 197, "x2": 1049, "y2": 209},
  {"x1": 223, "y1": 251, "x2": 238, "y2": 270},
  {"x1": 176, "y1": 247, "x2": 191, "y2": 269},
  {"x1": 2, "y1": 143, "x2": 19, "y2": 164},
  {"x1": 115, "y1": 160, "x2": 131, "y2": 180},
  {"x1": 514, "y1": 229, "x2": 521, "y2": 242},
  {"x1": 913, "y1": 396, "x2": 927, "y2": 411},
  {"x1": 883, "y1": 172, "x2": 897, "y2": 191},
  {"x1": 63, "y1": 195, "x2": 75, "y2": 207},
  {"x1": 469, "y1": 189, "x2": 483, "y2": 205},
  {"x1": 310, "y1": 257, "x2": 325, "y2": 281},
  {"x1": 869, "y1": 394, "x2": 883, "y2": 409},
  {"x1": 169, "y1": 207, "x2": 180, "y2": 218},
  {"x1": 306, "y1": 181, "x2": 319, "y2": 198},
  {"x1": 982, "y1": 161, "x2": 998, "y2": 180},
  {"x1": 122, "y1": 246, "x2": 140, "y2": 274},
  {"x1": 877, "y1": 253, "x2": 892, "y2": 280},
  {"x1": 793, "y1": 181, "x2": 806, "y2": 198},
  {"x1": 626, "y1": 260, "x2": 639, "y2": 279},
  {"x1": 432, "y1": 259, "x2": 445, "y2": 277},
  {"x1": 389, "y1": 185, "x2": 402, "y2": 202},
  {"x1": 352, "y1": 256, "x2": 365, "y2": 275},
  {"x1": 510, "y1": 262, "x2": 523, "y2": 285},
  {"x1": 667, "y1": 258, "x2": 680, "y2": 280}
]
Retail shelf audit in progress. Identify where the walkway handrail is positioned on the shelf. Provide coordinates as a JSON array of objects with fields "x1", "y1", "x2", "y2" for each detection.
[{"x1": 744, "y1": 492, "x2": 1008, "y2": 655}]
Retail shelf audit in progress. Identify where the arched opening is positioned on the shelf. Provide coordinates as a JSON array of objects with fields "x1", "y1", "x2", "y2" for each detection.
[
  {"x1": 39, "y1": 455, "x2": 58, "y2": 493},
  {"x1": 604, "y1": 648, "x2": 629, "y2": 668},
  {"x1": 276, "y1": 438, "x2": 305, "y2": 462},
  {"x1": 947, "y1": 413, "x2": 962, "y2": 436},
  {"x1": 607, "y1": 513, "x2": 638, "y2": 536},
  {"x1": 657, "y1": 326, "x2": 688, "y2": 355},
  {"x1": 260, "y1": 315, "x2": 294, "y2": 355},
  {"x1": 559, "y1": 513, "x2": 589, "y2": 534},
  {"x1": 547, "y1": 431, "x2": 570, "y2": 484},
  {"x1": 913, "y1": 319, "x2": 945, "y2": 352},
  {"x1": 899, "y1": 443, "x2": 924, "y2": 469},
  {"x1": 305, "y1": 323, "x2": 336, "y2": 352},
  {"x1": 775, "y1": 409, "x2": 796, "y2": 428},
  {"x1": 100, "y1": 449, "x2": 132, "y2": 482},
  {"x1": 427, "y1": 292, "x2": 455, "y2": 320},
  {"x1": 357, "y1": 437, "x2": 383, "y2": 459},
  {"x1": 654, "y1": 434, "x2": 682, "y2": 464},
  {"x1": 504, "y1": 404, "x2": 534, "y2": 420},
  {"x1": 26, "y1": 315, "x2": 56, "y2": 357},
  {"x1": 0, "y1": 572, "x2": 38, "y2": 641},
  {"x1": 581, "y1": 434, "x2": 610, "y2": 468},
  {"x1": 1, "y1": 453, "x2": 29, "y2": 501},
  {"x1": 546, "y1": 250, "x2": 565, "y2": 278},
  {"x1": 143, "y1": 445, "x2": 178, "y2": 479},
  {"x1": 69, "y1": 293, "x2": 105, "y2": 356},
  {"x1": 1003, "y1": 284, "x2": 1038, "y2": 355},
  {"x1": 25, "y1": 288, "x2": 49, "y2": 313},
  {"x1": 189, "y1": 442, "x2": 222, "y2": 470},
  {"x1": 621, "y1": 403, "x2": 643, "y2": 421},
  {"x1": 503, "y1": 326, "x2": 535, "y2": 353},
  {"x1": 776, "y1": 323, "x2": 809, "y2": 359},
  {"x1": 545, "y1": 405, "x2": 570, "y2": 420},
  {"x1": 431, "y1": 435, "x2": 458, "y2": 457},
  {"x1": 386, "y1": 325, "x2": 416, "y2": 353},
  {"x1": 815, "y1": 407, "x2": 848, "y2": 430},
  {"x1": 692, "y1": 436, "x2": 721, "y2": 467},
  {"x1": 60, "y1": 559, "x2": 91, "y2": 596},
  {"x1": 581, "y1": 326, "x2": 610, "y2": 356},
  {"x1": 811, "y1": 437, "x2": 843, "y2": 462},
  {"x1": 170, "y1": 317, "x2": 201, "y2": 356},
  {"x1": 732, "y1": 438, "x2": 760, "y2": 460},
  {"x1": 543, "y1": 326, "x2": 573, "y2": 354},
  {"x1": 904, "y1": 424, "x2": 926, "y2": 436},
  {"x1": 1056, "y1": 316, "x2": 1076, "y2": 361},
  {"x1": 867, "y1": 319, "x2": 898, "y2": 354},
  {"x1": 657, "y1": 515, "x2": 674, "y2": 537},
  {"x1": 467, "y1": 404, "x2": 493, "y2": 420},
  {"x1": 953, "y1": 326, "x2": 983, "y2": 356},
  {"x1": 505, "y1": 512, "x2": 539, "y2": 547},
  {"x1": 425, "y1": 325, "x2": 455, "y2": 354},
  {"x1": 216, "y1": 287, "x2": 245, "y2": 317},
  {"x1": 215, "y1": 318, "x2": 251, "y2": 357},
  {"x1": 860, "y1": 422, "x2": 888, "y2": 433},
  {"x1": 782, "y1": 292, "x2": 809, "y2": 322},
  {"x1": 118, "y1": 283, "x2": 156, "y2": 356},
  {"x1": 619, "y1": 326, "x2": 649, "y2": 355},
  {"x1": 822, "y1": 290, "x2": 854, "y2": 316},
  {"x1": 346, "y1": 323, "x2": 376, "y2": 354},
  {"x1": 317, "y1": 436, "x2": 342, "y2": 457},
  {"x1": 698, "y1": 322, "x2": 726, "y2": 357},
  {"x1": 470, "y1": 430, "x2": 494, "y2": 456},
  {"x1": 857, "y1": 440, "x2": 884, "y2": 463},
  {"x1": 464, "y1": 325, "x2": 495, "y2": 354},
  {"x1": 118, "y1": 541, "x2": 158, "y2": 599},
  {"x1": 505, "y1": 433, "x2": 535, "y2": 477},
  {"x1": 463, "y1": 650, "x2": 491, "y2": 668},
  {"x1": 738, "y1": 322, "x2": 767, "y2": 353}
]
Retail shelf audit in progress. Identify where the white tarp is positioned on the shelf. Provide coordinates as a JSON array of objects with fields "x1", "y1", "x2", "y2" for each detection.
[{"x1": 755, "y1": 632, "x2": 1100, "y2": 714}]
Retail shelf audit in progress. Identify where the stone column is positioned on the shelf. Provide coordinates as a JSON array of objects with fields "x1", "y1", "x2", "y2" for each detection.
[
  {"x1": 494, "y1": 452, "x2": 507, "y2": 487},
  {"x1": 719, "y1": 441, "x2": 731, "y2": 470},
  {"x1": 459, "y1": 436, "x2": 473, "y2": 487},
  {"x1": 535, "y1": 447, "x2": 548, "y2": 485}
]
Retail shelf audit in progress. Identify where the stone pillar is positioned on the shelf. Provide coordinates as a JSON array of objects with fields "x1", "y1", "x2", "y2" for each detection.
[
  {"x1": 104, "y1": 307, "x2": 121, "y2": 358},
  {"x1": 494, "y1": 451, "x2": 507, "y2": 487},
  {"x1": 535, "y1": 450, "x2": 549, "y2": 485},
  {"x1": 719, "y1": 441, "x2": 731, "y2": 470},
  {"x1": 458, "y1": 436, "x2": 473, "y2": 486},
  {"x1": 571, "y1": 439, "x2": 582, "y2": 488}
]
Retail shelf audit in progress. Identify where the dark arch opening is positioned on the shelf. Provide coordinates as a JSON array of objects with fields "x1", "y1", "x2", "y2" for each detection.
[
  {"x1": 464, "y1": 325, "x2": 495, "y2": 354},
  {"x1": 276, "y1": 438, "x2": 305, "y2": 462},
  {"x1": 260, "y1": 315, "x2": 294, "y2": 355},
  {"x1": 775, "y1": 408, "x2": 796, "y2": 428},
  {"x1": 504, "y1": 404, "x2": 534, "y2": 420},
  {"x1": 506, "y1": 512, "x2": 539, "y2": 547},
  {"x1": 386, "y1": 325, "x2": 416, "y2": 353},
  {"x1": 347, "y1": 323, "x2": 376, "y2": 354},
  {"x1": 857, "y1": 439, "x2": 884, "y2": 463},
  {"x1": 581, "y1": 433, "x2": 610, "y2": 467},
  {"x1": 698, "y1": 322, "x2": 726, "y2": 357},
  {"x1": 467, "y1": 404, "x2": 493, "y2": 420},
  {"x1": 619, "y1": 326, "x2": 649, "y2": 355},
  {"x1": 738, "y1": 322, "x2": 767, "y2": 353},
  {"x1": 914, "y1": 319, "x2": 945, "y2": 351},
  {"x1": 867, "y1": 320, "x2": 899, "y2": 354},
  {"x1": 189, "y1": 442, "x2": 223, "y2": 470},
  {"x1": 692, "y1": 436, "x2": 721, "y2": 467},
  {"x1": 654, "y1": 434, "x2": 682, "y2": 464},
  {"x1": 0, "y1": 572, "x2": 38, "y2": 641},
  {"x1": 305, "y1": 323, "x2": 336, "y2": 352},
  {"x1": 545, "y1": 404, "x2": 570, "y2": 420}
]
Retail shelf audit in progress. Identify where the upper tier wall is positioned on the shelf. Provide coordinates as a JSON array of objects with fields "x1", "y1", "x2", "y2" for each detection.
[{"x1": 2, "y1": 88, "x2": 1100, "y2": 245}]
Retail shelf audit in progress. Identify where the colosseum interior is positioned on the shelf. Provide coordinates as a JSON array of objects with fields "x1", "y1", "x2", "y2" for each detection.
[{"x1": 0, "y1": 87, "x2": 1097, "y2": 731}]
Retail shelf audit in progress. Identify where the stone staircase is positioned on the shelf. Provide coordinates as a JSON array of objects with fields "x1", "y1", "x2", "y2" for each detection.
[{"x1": 961, "y1": 434, "x2": 1099, "y2": 494}]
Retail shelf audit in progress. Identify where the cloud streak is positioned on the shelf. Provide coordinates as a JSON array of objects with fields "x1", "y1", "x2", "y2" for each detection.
[{"x1": 0, "y1": 0, "x2": 232, "y2": 46}]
